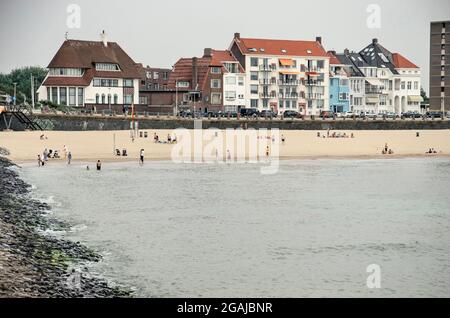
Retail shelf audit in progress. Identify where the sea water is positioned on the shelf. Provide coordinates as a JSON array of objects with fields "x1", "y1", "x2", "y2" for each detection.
[{"x1": 19, "y1": 158, "x2": 450, "y2": 297}]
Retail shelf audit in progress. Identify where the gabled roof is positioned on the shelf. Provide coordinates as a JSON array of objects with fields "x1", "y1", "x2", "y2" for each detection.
[
  {"x1": 391, "y1": 53, "x2": 419, "y2": 69},
  {"x1": 327, "y1": 52, "x2": 342, "y2": 65},
  {"x1": 358, "y1": 39, "x2": 398, "y2": 74},
  {"x1": 168, "y1": 49, "x2": 242, "y2": 90},
  {"x1": 335, "y1": 52, "x2": 365, "y2": 77},
  {"x1": 234, "y1": 37, "x2": 328, "y2": 57},
  {"x1": 47, "y1": 39, "x2": 141, "y2": 79},
  {"x1": 167, "y1": 57, "x2": 211, "y2": 90}
]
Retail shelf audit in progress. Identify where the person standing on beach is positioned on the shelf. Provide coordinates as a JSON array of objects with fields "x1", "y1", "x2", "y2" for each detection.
[
  {"x1": 140, "y1": 149, "x2": 145, "y2": 164},
  {"x1": 67, "y1": 152, "x2": 72, "y2": 165},
  {"x1": 96, "y1": 160, "x2": 102, "y2": 171},
  {"x1": 266, "y1": 146, "x2": 270, "y2": 158},
  {"x1": 37, "y1": 154, "x2": 42, "y2": 167}
]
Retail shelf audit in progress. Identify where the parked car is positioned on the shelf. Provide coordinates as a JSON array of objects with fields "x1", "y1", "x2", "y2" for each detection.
[
  {"x1": 385, "y1": 112, "x2": 398, "y2": 119},
  {"x1": 426, "y1": 111, "x2": 443, "y2": 118},
  {"x1": 283, "y1": 110, "x2": 302, "y2": 119},
  {"x1": 240, "y1": 108, "x2": 260, "y2": 117},
  {"x1": 320, "y1": 111, "x2": 334, "y2": 118},
  {"x1": 446, "y1": 111, "x2": 450, "y2": 119},
  {"x1": 402, "y1": 111, "x2": 422, "y2": 118},
  {"x1": 259, "y1": 110, "x2": 277, "y2": 118},
  {"x1": 344, "y1": 111, "x2": 356, "y2": 118}
]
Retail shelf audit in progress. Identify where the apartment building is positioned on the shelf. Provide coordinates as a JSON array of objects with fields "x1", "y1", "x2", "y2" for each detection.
[
  {"x1": 136, "y1": 64, "x2": 174, "y2": 113},
  {"x1": 168, "y1": 48, "x2": 245, "y2": 112},
  {"x1": 328, "y1": 51, "x2": 350, "y2": 113},
  {"x1": 37, "y1": 33, "x2": 140, "y2": 112},
  {"x1": 430, "y1": 21, "x2": 450, "y2": 112},
  {"x1": 229, "y1": 33, "x2": 330, "y2": 115},
  {"x1": 335, "y1": 39, "x2": 421, "y2": 114}
]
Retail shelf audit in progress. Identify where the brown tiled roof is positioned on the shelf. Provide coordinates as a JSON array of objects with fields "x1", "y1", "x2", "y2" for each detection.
[
  {"x1": 235, "y1": 37, "x2": 329, "y2": 57},
  {"x1": 43, "y1": 68, "x2": 93, "y2": 86},
  {"x1": 47, "y1": 39, "x2": 141, "y2": 79},
  {"x1": 168, "y1": 57, "x2": 211, "y2": 90},
  {"x1": 392, "y1": 53, "x2": 419, "y2": 69}
]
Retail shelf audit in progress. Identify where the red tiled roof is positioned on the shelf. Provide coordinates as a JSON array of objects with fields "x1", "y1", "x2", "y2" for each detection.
[
  {"x1": 235, "y1": 37, "x2": 328, "y2": 57},
  {"x1": 47, "y1": 39, "x2": 141, "y2": 78},
  {"x1": 327, "y1": 52, "x2": 341, "y2": 65},
  {"x1": 392, "y1": 53, "x2": 419, "y2": 69},
  {"x1": 210, "y1": 49, "x2": 244, "y2": 72}
]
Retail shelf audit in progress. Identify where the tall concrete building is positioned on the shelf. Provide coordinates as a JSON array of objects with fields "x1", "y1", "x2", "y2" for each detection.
[{"x1": 430, "y1": 21, "x2": 450, "y2": 112}]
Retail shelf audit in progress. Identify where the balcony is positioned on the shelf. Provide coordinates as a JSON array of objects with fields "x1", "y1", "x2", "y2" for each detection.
[
  {"x1": 259, "y1": 64, "x2": 277, "y2": 72},
  {"x1": 279, "y1": 93, "x2": 299, "y2": 99},
  {"x1": 306, "y1": 80, "x2": 324, "y2": 86},
  {"x1": 278, "y1": 80, "x2": 302, "y2": 86},
  {"x1": 259, "y1": 78, "x2": 277, "y2": 85},
  {"x1": 306, "y1": 94, "x2": 324, "y2": 100},
  {"x1": 259, "y1": 92, "x2": 277, "y2": 99},
  {"x1": 365, "y1": 89, "x2": 382, "y2": 95}
]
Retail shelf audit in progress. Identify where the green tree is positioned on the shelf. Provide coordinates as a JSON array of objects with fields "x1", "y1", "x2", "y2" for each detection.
[
  {"x1": 0, "y1": 66, "x2": 47, "y2": 104},
  {"x1": 420, "y1": 87, "x2": 429, "y2": 104}
]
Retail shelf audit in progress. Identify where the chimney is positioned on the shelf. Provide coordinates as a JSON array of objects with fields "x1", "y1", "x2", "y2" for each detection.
[
  {"x1": 234, "y1": 32, "x2": 241, "y2": 39},
  {"x1": 203, "y1": 48, "x2": 212, "y2": 58},
  {"x1": 192, "y1": 57, "x2": 198, "y2": 90},
  {"x1": 372, "y1": 38, "x2": 378, "y2": 44},
  {"x1": 344, "y1": 48, "x2": 350, "y2": 55},
  {"x1": 101, "y1": 30, "x2": 108, "y2": 47},
  {"x1": 316, "y1": 36, "x2": 322, "y2": 44}
]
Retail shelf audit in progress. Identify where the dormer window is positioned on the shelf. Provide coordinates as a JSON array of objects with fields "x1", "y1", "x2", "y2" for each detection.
[
  {"x1": 96, "y1": 63, "x2": 120, "y2": 71},
  {"x1": 306, "y1": 50, "x2": 312, "y2": 54},
  {"x1": 249, "y1": 48, "x2": 257, "y2": 52},
  {"x1": 49, "y1": 68, "x2": 83, "y2": 76},
  {"x1": 176, "y1": 81, "x2": 190, "y2": 88},
  {"x1": 211, "y1": 67, "x2": 222, "y2": 74},
  {"x1": 281, "y1": 49, "x2": 287, "y2": 53}
]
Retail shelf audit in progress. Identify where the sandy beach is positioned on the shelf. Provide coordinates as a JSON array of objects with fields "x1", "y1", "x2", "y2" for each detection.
[{"x1": 1, "y1": 129, "x2": 450, "y2": 164}]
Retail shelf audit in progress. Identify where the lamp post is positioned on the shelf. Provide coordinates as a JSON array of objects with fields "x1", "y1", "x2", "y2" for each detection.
[
  {"x1": 13, "y1": 82, "x2": 17, "y2": 106},
  {"x1": 175, "y1": 80, "x2": 178, "y2": 117}
]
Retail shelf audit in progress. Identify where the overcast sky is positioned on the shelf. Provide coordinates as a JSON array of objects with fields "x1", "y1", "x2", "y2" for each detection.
[{"x1": 1, "y1": 0, "x2": 449, "y2": 93}]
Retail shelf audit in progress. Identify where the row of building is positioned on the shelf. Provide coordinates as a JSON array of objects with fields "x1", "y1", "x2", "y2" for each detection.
[{"x1": 37, "y1": 31, "x2": 425, "y2": 115}]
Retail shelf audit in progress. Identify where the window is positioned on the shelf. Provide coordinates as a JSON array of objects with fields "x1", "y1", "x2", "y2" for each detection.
[
  {"x1": 49, "y1": 68, "x2": 83, "y2": 76},
  {"x1": 262, "y1": 100, "x2": 268, "y2": 108},
  {"x1": 250, "y1": 85, "x2": 258, "y2": 94},
  {"x1": 47, "y1": 87, "x2": 50, "y2": 102},
  {"x1": 107, "y1": 94, "x2": 111, "y2": 105},
  {"x1": 68, "y1": 87, "x2": 76, "y2": 106},
  {"x1": 211, "y1": 67, "x2": 221, "y2": 74},
  {"x1": 176, "y1": 81, "x2": 189, "y2": 88},
  {"x1": 95, "y1": 94, "x2": 99, "y2": 104},
  {"x1": 59, "y1": 87, "x2": 67, "y2": 105},
  {"x1": 153, "y1": 72, "x2": 159, "y2": 79},
  {"x1": 414, "y1": 81, "x2": 419, "y2": 90},
  {"x1": 225, "y1": 91, "x2": 236, "y2": 100},
  {"x1": 113, "y1": 94, "x2": 118, "y2": 104},
  {"x1": 250, "y1": 99, "x2": 258, "y2": 108},
  {"x1": 211, "y1": 79, "x2": 221, "y2": 89},
  {"x1": 339, "y1": 79, "x2": 349, "y2": 86},
  {"x1": 317, "y1": 60, "x2": 324, "y2": 70},
  {"x1": 250, "y1": 72, "x2": 258, "y2": 81},
  {"x1": 77, "y1": 87, "x2": 83, "y2": 106},
  {"x1": 211, "y1": 93, "x2": 221, "y2": 104},
  {"x1": 101, "y1": 94, "x2": 106, "y2": 104},
  {"x1": 96, "y1": 63, "x2": 120, "y2": 71},
  {"x1": 51, "y1": 87, "x2": 58, "y2": 103},
  {"x1": 139, "y1": 96, "x2": 148, "y2": 105},
  {"x1": 407, "y1": 81, "x2": 412, "y2": 90},
  {"x1": 93, "y1": 78, "x2": 119, "y2": 87},
  {"x1": 226, "y1": 77, "x2": 236, "y2": 85},
  {"x1": 401, "y1": 81, "x2": 405, "y2": 90},
  {"x1": 124, "y1": 94, "x2": 133, "y2": 104},
  {"x1": 279, "y1": 100, "x2": 284, "y2": 108},
  {"x1": 250, "y1": 57, "x2": 258, "y2": 67},
  {"x1": 162, "y1": 72, "x2": 168, "y2": 80},
  {"x1": 238, "y1": 77, "x2": 244, "y2": 86},
  {"x1": 123, "y1": 79, "x2": 134, "y2": 87},
  {"x1": 339, "y1": 92, "x2": 348, "y2": 101}
]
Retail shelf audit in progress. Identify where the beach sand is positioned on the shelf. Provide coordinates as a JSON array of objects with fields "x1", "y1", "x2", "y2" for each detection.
[{"x1": 1, "y1": 129, "x2": 450, "y2": 164}]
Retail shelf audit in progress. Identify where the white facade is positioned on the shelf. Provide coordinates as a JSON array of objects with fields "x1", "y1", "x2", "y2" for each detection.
[
  {"x1": 243, "y1": 54, "x2": 330, "y2": 115},
  {"x1": 223, "y1": 72, "x2": 246, "y2": 112},
  {"x1": 37, "y1": 75, "x2": 140, "y2": 107}
]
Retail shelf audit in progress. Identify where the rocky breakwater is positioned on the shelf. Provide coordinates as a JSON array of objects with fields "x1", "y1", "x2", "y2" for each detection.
[{"x1": 0, "y1": 152, "x2": 131, "y2": 297}]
